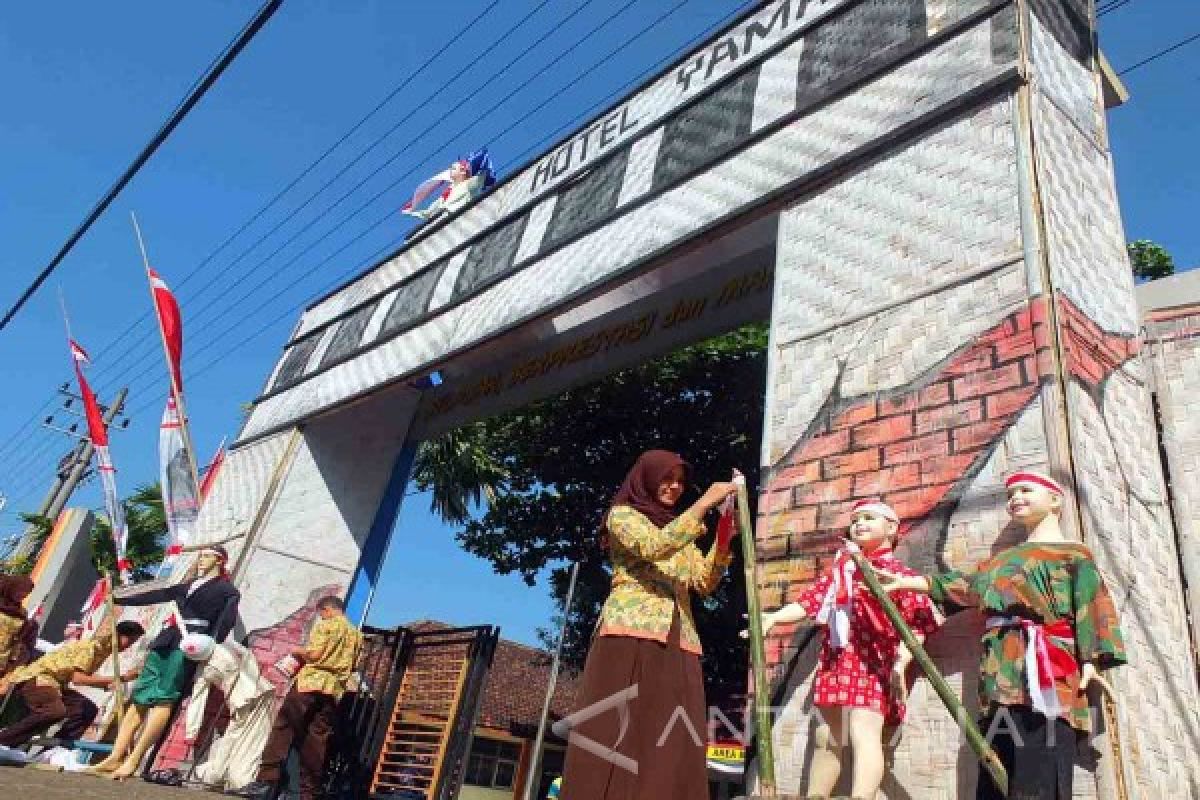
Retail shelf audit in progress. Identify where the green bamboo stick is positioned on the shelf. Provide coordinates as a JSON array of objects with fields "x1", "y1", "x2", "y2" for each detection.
[
  {"x1": 734, "y1": 475, "x2": 777, "y2": 796},
  {"x1": 847, "y1": 551, "x2": 1008, "y2": 796}
]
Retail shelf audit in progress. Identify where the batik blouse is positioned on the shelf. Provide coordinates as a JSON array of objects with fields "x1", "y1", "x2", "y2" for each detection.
[
  {"x1": 296, "y1": 613, "x2": 363, "y2": 699},
  {"x1": 0, "y1": 612, "x2": 24, "y2": 677},
  {"x1": 596, "y1": 506, "x2": 733, "y2": 655},
  {"x1": 5, "y1": 637, "x2": 113, "y2": 691},
  {"x1": 928, "y1": 541, "x2": 1126, "y2": 731}
]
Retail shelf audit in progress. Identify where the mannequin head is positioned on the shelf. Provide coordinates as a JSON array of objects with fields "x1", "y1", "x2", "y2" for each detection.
[
  {"x1": 449, "y1": 159, "x2": 471, "y2": 183},
  {"x1": 196, "y1": 545, "x2": 229, "y2": 579},
  {"x1": 1005, "y1": 471, "x2": 1064, "y2": 531},
  {"x1": 847, "y1": 500, "x2": 899, "y2": 554}
]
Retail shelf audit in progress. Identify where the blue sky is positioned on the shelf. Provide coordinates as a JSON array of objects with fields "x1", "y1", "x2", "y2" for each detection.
[{"x1": 1, "y1": 1, "x2": 1197, "y2": 646}]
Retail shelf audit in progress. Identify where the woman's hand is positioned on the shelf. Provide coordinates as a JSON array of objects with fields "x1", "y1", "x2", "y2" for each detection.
[
  {"x1": 689, "y1": 482, "x2": 738, "y2": 519},
  {"x1": 1079, "y1": 663, "x2": 1115, "y2": 699},
  {"x1": 875, "y1": 569, "x2": 930, "y2": 595},
  {"x1": 740, "y1": 603, "x2": 809, "y2": 639}
]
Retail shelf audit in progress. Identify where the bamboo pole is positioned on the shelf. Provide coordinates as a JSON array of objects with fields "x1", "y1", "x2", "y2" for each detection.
[
  {"x1": 131, "y1": 212, "x2": 202, "y2": 496},
  {"x1": 847, "y1": 551, "x2": 1008, "y2": 796},
  {"x1": 733, "y1": 472, "x2": 776, "y2": 796},
  {"x1": 103, "y1": 571, "x2": 125, "y2": 731}
]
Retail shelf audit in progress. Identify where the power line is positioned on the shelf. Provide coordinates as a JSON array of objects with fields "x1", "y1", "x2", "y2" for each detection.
[
  {"x1": 1, "y1": 0, "x2": 752, "y2": 481},
  {"x1": 1119, "y1": 30, "x2": 1200, "y2": 75},
  {"x1": 1097, "y1": 0, "x2": 1136, "y2": 16},
  {"x1": 80, "y1": 0, "x2": 506, "y2": 385},
  {"x1": 105, "y1": 0, "x2": 680, "y2": 405},
  {"x1": 90, "y1": 0, "x2": 583, "y2": 391},
  {"x1": 90, "y1": 0, "x2": 643, "y2": 398},
  {"x1": 121, "y1": 0, "x2": 751, "y2": 420},
  {"x1": 0, "y1": 0, "x2": 505, "y2": 465},
  {"x1": 0, "y1": 0, "x2": 284, "y2": 334}
]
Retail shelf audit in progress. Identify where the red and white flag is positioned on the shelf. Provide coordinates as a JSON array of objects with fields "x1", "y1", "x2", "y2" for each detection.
[
  {"x1": 159, "y1": 397, "x2": 198, "y2": 563},
  {"x1": 69, "y1": 338, "x2": 130, "y2": 583},
  {"x1": 148, "y1": 268, "x2": 184, "y2": 392}
]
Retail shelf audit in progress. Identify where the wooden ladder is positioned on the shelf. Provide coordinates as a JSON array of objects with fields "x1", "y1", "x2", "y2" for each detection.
[{"x1": 369, "y1": 632, "x2": 474, "y2": 796}]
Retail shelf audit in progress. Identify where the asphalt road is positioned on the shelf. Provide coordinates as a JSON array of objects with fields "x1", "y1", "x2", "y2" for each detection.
[{"x1": 0, "y1": 767, "x2": 217, "y2": 798}]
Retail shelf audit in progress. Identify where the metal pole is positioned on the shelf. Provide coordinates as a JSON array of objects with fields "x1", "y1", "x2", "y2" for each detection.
[
  {"x1": 521, "y1": 561, "x2": 580, "y2": 800},
  {"x1": 42, "y1": 388, "x2": 129, "y2": 525},
  {"x1": 847, "y1": 551, "x2": 1008, "y2": 795},
  {"x1": 734, "y1": 473, "x2": 776, "y2": 796}
]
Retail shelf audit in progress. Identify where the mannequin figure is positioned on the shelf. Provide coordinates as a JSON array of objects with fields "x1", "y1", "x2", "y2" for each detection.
[
  {"x1": 91, "y1": 545, "x2": 240, "y2": 780},
  {"x1": 748, "y1": 500, "x2": 939, "y2": 800},
  {"x1": 878, "y1": 472, "x2": 1127, "y2": 799},
  {"x1": 190, "y1": 640, "x2": 277, "y2": 791},
  {"x1": 401, "y1": 148, "x2": 496, "y2": 222}
]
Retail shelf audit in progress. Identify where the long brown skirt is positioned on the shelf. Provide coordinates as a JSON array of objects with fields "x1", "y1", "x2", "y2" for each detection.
[{"x1": 560, "y1": 613, "x2": 708, "y2": 800}]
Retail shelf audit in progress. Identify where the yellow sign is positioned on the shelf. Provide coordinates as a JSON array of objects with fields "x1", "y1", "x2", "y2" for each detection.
[{"x1": 706, "y1": 745, "x2": 745, "y2": 763}]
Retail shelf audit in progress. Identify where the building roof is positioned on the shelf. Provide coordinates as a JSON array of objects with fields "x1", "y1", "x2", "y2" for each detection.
[
  {"x1": 405, "y1": 620, "x2": 580, "y2": 737},
  {"x1": 1137, "y1": 270, "x2": 1200, "y2": 317}
]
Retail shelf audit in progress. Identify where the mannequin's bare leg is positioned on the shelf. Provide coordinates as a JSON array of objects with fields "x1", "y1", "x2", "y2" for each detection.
[
  {"x1": 111, "y1": 704, "x2": 172, "y2": 780},
  {"x1": 88, "y1": 704, "x2": 143, "y2": 773},
  {"x1": 847, "y1": 707, "x2": 886, "y2": 800},
  {"x1": 806, "y1": 706, "x2": 846, "y2": 799}
]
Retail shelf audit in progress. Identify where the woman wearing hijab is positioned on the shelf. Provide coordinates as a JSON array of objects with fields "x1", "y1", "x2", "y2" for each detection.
[
  {"x1": 560, "y1": 450, "x2": 738, "y2": 799},
  {"x1": 0, "y1": 575, "x2": 34, "y2": 680}
]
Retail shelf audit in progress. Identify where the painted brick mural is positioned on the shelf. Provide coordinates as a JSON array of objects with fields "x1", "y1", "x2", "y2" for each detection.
[{"x1": 755, "y1": 9, "x2": 1200, "y2": 798}]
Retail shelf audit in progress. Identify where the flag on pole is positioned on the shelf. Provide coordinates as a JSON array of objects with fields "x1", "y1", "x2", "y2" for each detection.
[
  {"x1": 159, "y1": 396, "x2": 198, "y2": 562},
  {"x1": 80, "y1": 575, "x2": 109, "y2": 637},
  {"x1": 147, "y1": 268, "x2": 184, "y2": 392},
  {"x1": 199, "y1": 438, "x2": 226, "y2": 501},
  {"x1": 69, "y1": 338, "x2": 130, "y2": 583}
]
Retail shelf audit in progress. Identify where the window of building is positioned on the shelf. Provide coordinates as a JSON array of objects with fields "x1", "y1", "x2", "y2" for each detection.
[{"x1": 464, "y1": 737, "x2": 521, "y2": 790}]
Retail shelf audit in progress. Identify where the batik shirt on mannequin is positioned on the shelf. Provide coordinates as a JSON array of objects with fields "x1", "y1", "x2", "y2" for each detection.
[{"x1": 929, "y1": 541, "x2": 1126, "y2": 732}]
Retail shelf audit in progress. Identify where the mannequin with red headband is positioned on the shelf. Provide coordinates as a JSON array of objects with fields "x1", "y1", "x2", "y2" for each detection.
[
  {"x1": 879, "y1": 472, "x2": 1127, "y2": 800},
  {"x1": 745, "y1": 500, "x2": 940, "y2": 800},
  {"x1": 91, "y1": 545, "x2": 241, "y2": 780}
]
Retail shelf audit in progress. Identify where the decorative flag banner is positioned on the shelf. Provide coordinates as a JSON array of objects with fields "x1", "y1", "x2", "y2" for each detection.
[
  {"x1": 148, "y1": 268, "x2": 184, "y2": 392},
  {"x1": 70, "y1": 338, "x2": 130, "y2": 584},
  {"x1": 199, "y1": 438, "x2": 227, "y2": 501},
  {"x1": 80, "y1": 575, "x2": 109, "y2": 637},
  {"x1": 159, "y1": 397, "x2": 198, "y2": 562}
]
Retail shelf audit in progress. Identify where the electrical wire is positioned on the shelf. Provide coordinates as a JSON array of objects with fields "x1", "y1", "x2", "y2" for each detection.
[
  {"x1": 0, "y1": 0, "x2": 284, "y2": 334},
  {"x1": 1119, "y1": 30, "x2": 1200, "y2": 75},
  {"x1": 1, "y1": 0, "x2": 754, "y2": 501}
]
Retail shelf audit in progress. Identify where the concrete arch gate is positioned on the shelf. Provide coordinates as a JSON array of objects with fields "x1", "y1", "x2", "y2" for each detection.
[{"x1": 182, "y1": 1, "x2": 1200, "y2": 796}]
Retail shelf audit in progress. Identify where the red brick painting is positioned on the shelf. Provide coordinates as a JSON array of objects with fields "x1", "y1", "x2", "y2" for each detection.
[{"x1": 757, "y1": 295, "x2": 1137, "y2": 677}]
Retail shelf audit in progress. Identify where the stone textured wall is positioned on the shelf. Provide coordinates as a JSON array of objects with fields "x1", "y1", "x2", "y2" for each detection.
[{"x1": 756, "y1": 6, "x2": 1200, "y2": 798}]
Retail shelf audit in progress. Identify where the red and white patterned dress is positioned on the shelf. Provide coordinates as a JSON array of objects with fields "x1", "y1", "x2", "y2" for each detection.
[{"x1": 797, "y1": 549, "x2": 939, "y2": 723}]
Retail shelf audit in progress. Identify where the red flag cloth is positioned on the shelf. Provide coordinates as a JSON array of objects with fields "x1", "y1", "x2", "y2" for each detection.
[
  {"x1": 148, "y1": 268, "x2": 184, "y2": 392},
  {"x1": 68, "y1": 338, "x2": 129, "y2": 582},
  {"x1": 70, "y1": 339, "x2": 107, "y2": 448},
  {"x1": 199, "y1": 438, "x2": 226, "y2": 501}
]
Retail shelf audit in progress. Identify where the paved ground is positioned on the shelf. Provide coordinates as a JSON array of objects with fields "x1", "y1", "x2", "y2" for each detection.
[{"x1": 0, "y1": 766, "x2": 221, "y2": 799}]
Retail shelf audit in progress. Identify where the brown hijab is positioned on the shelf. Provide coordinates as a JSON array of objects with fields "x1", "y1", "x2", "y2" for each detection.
[
  {"x1": 0, "y1": 575, "x2": 34, "y2": 619},
  {"x1": 604, "y1": 450, "x2": 692, "y2": 538}
]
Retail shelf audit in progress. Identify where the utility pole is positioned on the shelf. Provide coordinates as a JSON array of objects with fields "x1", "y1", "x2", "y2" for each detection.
[{"x1": 11, "y1": 387, "x2": 129, "y2": 563}]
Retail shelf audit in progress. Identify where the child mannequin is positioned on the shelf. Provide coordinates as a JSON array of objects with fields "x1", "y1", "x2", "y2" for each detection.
[
  {"x1": 878, "y1": 471, "x2": 1126, "y2": 799},
  {"x1": 749, "y1": 500, "x2": 939, "y2": 800}
]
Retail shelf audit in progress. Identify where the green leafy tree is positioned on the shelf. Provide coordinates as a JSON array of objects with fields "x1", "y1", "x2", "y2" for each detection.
[
  {"x1": 90, "y1": 483, "x2": 168, "y2": 582},
  {"x1": 0, "y1": 513, "x2": 55, "y2": 575},
  {"x1": 1128, "y1": 239, "x2": 1175, "y2": 281},
  {"x1": 413, "y1": 324, "x2": 767, "y2": 703}
]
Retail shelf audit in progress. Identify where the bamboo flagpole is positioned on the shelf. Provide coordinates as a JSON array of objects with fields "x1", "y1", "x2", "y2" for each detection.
[
  {"x1": 131, "y1": 212, "x2": 202, "y2": 496},
  {"x1": 103, "y1": 572, "x2": 125, "y2": 730},
  {"x1": 733, "y1": 471, "x2": 777, "y2": 796},
  {"x1": 847, "y1": 551, "x2": 1009, "y2": 795}
]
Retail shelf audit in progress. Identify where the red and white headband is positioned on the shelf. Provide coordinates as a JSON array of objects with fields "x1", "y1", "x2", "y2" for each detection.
[
  {"x1": 850, "y1": 499, "x2": 899, "y2": 523},
  {"x1": 1005, "y1": 471, "x2": 1064, "y2": 496}
]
